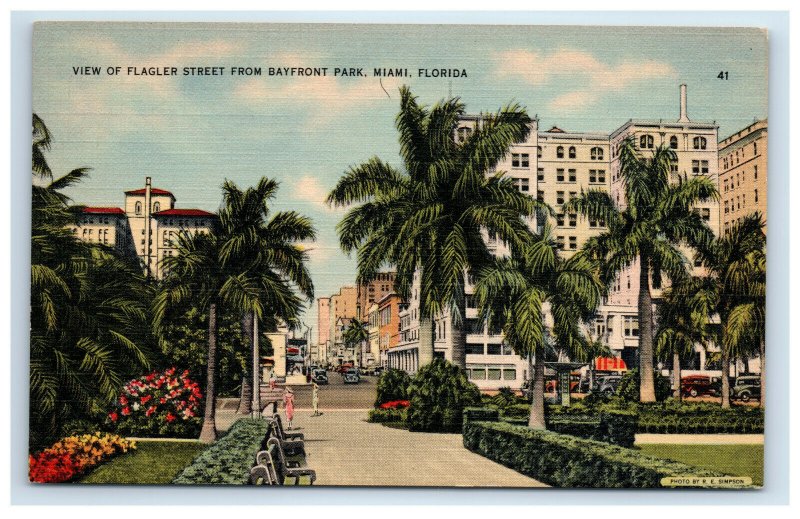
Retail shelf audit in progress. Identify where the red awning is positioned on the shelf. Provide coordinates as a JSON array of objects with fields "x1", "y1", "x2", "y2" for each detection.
[
  {"x1": 287, "y1": 347, "x2": 300, "y2": 355},
  {"x1": 595, "y1": 356, "x2": 627, "y2": 371}
]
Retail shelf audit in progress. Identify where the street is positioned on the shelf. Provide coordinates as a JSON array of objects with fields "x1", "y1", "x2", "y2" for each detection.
[{"x1": 285, "y1": 371, "x2": 378, "y2": 410}]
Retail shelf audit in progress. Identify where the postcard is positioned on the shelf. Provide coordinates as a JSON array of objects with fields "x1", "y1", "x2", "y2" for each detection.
[{"x1": 30, "y1": 22, "x2": 767, "y2": 488}]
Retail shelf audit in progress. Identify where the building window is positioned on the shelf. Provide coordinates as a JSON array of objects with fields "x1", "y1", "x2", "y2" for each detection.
[
  {"x1": 569, "y1": 214, "x2": 577, "y2": 227},
  {"x1": 569, "y1": 236, "x2": 577, "y2": 250},
  {"x1": 624, "y1": 316, "x2": 639, "y2": 337},
  {"x1": 135, "y1": 201, "x2": 142, "y2": 215},
  {"x1": 692, "y1": 160, "x2": 709, "y2": 175},
  {"x1": 537, "y1": 146, "x2": 542, "y2": 158},
  {"x1": 693, "y1": 136, "x2": 707, "y2": 150},
  {"x1": 589, "y1": 218, "x2": 597, "y2": 228},
  {"x1": 556, "y1": 236, "x2": 565, "y2": 250},
  {"x1": 754, "y1": 165, "x2": 758, "y2": 180},
  {"x1": 568, "y1": 146, "x2": 576, "y2": 158},
  {"x1": 457, "y1": 126, "x2": 472, "y2": 143},
  {"x1": 701, "y1": 208, "x2": 710, "y2": 221},
  {"x1": 556, "y1": 214, "x2": 565, "y2": 226},
  {"x1": 754, "y1": 189, "x2": 758, "y2": 203},
  {"x1": 537, "y1": 168, "x2": 545, "y2": 182},
  {"x1": 512, "y1": 178, "x2": 530, "y2": 192},
  {"x1": 568, "y1": 169, "x2": 576, "y2": 182},
  {"x1": 669, "y1": 135, "x2": 678, "y2": 149},
  {"x1": 669, "y1": 160, "x2": 678, "y2": 174},
  {"x1": 467, "y1": 343, "x2": 484, "y2": 355},
  {"x1": 153, "y1": 202, "x2": 160, "y2": 213},
  {"x1": 487, "y1": 344, "x2": 501, "y2": 355},
  {"x1": 556, "y1": 168, "x2": 565, "y2": 182},
  {"x1": 511, "y1": 153, "x2": 529, "y2": 168},
  {"x1": 557, "y1": 146, "x2": 564, "y2": 158},
  {"x1": 753, "y1": 141, "x2": 757, "y2": 155},
  {"x1": 590, "y1": 147, "x2": 604, "y2": 160},
  {"x1": 724, "y1": 200, "x2": 729, "y2": 214},
  {"x1": 537, "y1": 190, "x2": 544, "y2": 202},
  {"x1": 639, "y1": 135, "x2": 654, "y2": 149},
  {"x1": 556, "y1": 191, "x2": 565, "y2": 205}
]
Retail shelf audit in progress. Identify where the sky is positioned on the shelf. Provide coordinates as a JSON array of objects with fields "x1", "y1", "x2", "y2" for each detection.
[{"x1": 32, "y1": 22, "x2": 768, "y2": 340}]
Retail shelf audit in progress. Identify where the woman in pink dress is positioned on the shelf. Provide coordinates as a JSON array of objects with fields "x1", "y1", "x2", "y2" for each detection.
[{"x1": 282, "y1": 387, "x2": 295, "y2": 430}]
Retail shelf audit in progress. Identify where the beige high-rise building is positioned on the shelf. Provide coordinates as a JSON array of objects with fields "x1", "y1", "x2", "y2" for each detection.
[
  {"x1": 327, "y1": 286, "x2": 358, "y2": 363},
  {"x1": 316, "y1": 297, "x2": 331, "y2": 363},
  {"x1": 718, "y1": 119, "x2": 767, "y2": 234},
  {"x1": 71, "y1": 177, "x2": 215, "y2": 279},
  {"x1": 356, "y1": 271, "x2": 396, "y2": 320}
]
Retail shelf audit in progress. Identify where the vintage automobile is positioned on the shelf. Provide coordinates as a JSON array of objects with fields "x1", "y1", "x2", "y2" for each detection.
[
  {"x1": 343, "y1": 368, "x2": 361, "y2": 384},
  {"x1": 681, "y1": 374, "x2": 722, "y2": 397},
  {"x1": 311, "y1": 369, "x2": 328, "y2": 385},
  {"x1": 596, "y1": 375, "x2": 624, "y2": 395},
  {"x1": 731, "y1": 375, "x2": 761, "y2": 402}
]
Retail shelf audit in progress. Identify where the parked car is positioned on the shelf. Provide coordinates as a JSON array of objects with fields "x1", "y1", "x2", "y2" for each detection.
[
  {"x1": 681, "y1": 375, "x2": 722, "y2": 397},
  {"x1": 343, "y1": 368, "x2": 360, "y2": 384},
  {"x1": 371, "y1": 366, "x2": 385, "y2": 377},
  {"x1": 731, "y1": 375, "x2": 761, "y2": 402},
  {"x1": 596, "y1": 375, "x2": 623, "y2": 395},
  {"x1": 311, "y1": 369, "x2": 328, "y2": 385},
  {"x1": 335, "y1": 363, "x2": 354, "y2": 374}
]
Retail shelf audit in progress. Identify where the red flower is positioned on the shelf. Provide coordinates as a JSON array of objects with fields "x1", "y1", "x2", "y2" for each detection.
[
  {"x1": 145, "y1": 373, "x2": 156, "y2": 382},
  {"x1": 119, "y1": 395, "x2": 128, "y2": 406},
  {"x1": 159, "y1": 397, "x2": 166, "y2": 404},
  {"x1": 121, "y1": 407, "x2": 130, "y2": 416},
  {"x1": 108, "y1": 412, "x2": 118, "y2": 422},
  {"x1": 165, "y1": 412, "x2": 176, "y2": 423},
  {"x1": 145, "y1": 406, "x2": 156, "y2": 417},
  {"x1": 140, "y1": 394, "x2": 152, "y2": 404}
]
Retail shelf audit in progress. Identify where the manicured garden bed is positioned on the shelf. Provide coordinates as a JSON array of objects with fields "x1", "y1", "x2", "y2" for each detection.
[
  {"x1": 463, "y1": 420, "x2": 747, "y2": 488},
  {"x1": 80, "y1": 440, "x2": 206, "y2": 484}
]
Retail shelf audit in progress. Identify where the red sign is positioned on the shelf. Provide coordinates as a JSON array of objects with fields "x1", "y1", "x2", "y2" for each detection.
[
  {"x1": 595, "y1": 357, "x2": 627, "y2": 371},
  {"x1": 287, "y1": 347, "x2": 300, "y2": 355}
]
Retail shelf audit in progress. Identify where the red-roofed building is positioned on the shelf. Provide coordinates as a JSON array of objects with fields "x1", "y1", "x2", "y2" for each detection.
[{"x1": 71, "y1": 177, "x2": 215, "y2": 279}]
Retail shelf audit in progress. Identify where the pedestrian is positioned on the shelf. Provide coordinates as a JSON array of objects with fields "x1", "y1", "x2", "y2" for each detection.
[
  {"x1": 269, "y1": 370, "x2": 276, "y2": 390},
  {"x1": 283, "y1": 386, "x2": 295, "y2": 430},
  {"x1": 311, "y1": 381, "x2": 320, "y2": 416}
]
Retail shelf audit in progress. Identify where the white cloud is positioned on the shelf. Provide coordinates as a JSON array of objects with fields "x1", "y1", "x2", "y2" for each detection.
[{"x1": 494, "y1": 48, "x2": 676, "y2": 111}]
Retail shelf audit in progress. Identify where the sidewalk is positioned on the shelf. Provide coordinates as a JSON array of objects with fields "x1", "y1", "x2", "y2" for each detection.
[
  {"x1": 635, "y1": 433, "x2": 764, "y2": 445},
  {"x1": 291, "y1": 409, "x2": 546, "y2": 487}
]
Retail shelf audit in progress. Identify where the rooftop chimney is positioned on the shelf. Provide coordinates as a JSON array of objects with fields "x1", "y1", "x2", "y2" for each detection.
[{"x1": 678, "y1": 84, "x2": 690, "y2": 123}]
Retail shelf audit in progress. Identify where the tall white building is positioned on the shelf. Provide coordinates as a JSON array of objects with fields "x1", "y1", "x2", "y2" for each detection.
[{"x1": 386, "y1": 84, "x2": 723, "y2": 388}]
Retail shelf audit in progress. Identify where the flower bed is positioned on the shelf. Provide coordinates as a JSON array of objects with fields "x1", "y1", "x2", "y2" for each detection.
[
  {"x1": 29, "y1": 433, "x2": 136, "y2": 483},
  {"x1": 367, "y1": 407, "x2": 408, "y2": 423},
  {"x1": 463, "y1": 420, "x2": 745, "y2": 488},
  {"x1": 108, "y1": 367, "x2": 203, "y2": 438},
  {"x1": 378, "y1": 399, "x2": 410, "y2": 410},
  {"x1": 172, "y1": 418, "x2": 268, "y2": 485}
]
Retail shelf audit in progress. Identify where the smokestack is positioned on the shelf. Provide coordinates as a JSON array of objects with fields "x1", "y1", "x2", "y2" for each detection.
[{"x1": 678, "y1": 84, "x2": 690, "y2": 122}]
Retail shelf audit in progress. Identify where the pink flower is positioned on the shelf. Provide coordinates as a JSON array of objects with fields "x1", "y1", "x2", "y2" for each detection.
[{"x1": 119, "y1": 396, "x2": 128, "y2": 406}]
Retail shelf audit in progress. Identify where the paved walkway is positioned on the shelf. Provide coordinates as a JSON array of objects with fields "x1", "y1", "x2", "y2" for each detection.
[
  {"x1": 635, "y1": 433, "x2": 764, "y2": 445},
  {"x1": 286, "y1": 409, "x2": 546, "y2": 487}
]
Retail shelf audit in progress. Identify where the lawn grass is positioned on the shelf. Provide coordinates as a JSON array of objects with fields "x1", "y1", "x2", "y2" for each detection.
[
  {"x1": 80, "y1": 440, "x2": 207, "y2": 484},
  {"x1": 637, "y1": 444, "x2": 764, "y2": 487}
]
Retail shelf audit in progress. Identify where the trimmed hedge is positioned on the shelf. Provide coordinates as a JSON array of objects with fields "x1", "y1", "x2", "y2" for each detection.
[
  {"x1": 172, "y1": 418, "x2": 267, "y2": 485},
  {"x1": 464, "y1": 407, "x2": 500, "y2": 424},
  {"x1": 463, "y1": 420, "x2": 745, "y2": 488},
  {"x1": 637, "y1": 414, "x2": 763, "y2": 434},
  {"x1": 406, "y1": 359, "x2": 481, "y2": 433},
  {"x1": 500, "y1": 410, "x2": 637, "y2": 447},
  {"x1": 367, "y1": 407, "x2": 408, "y2": 424}
]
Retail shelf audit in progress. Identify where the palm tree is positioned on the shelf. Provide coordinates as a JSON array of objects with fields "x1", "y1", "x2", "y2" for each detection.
[
  {"x1": 696, "y1": 213, "x2": 765, "y2": 408},
  {"x1": 343, "y1": 319, "x2": 369, "y2": 368},
  {"x1": 656, "y1": 277, "x2": 714, "y2": 402},
  {"x1": 328, "y1": 86, "x2": 542, "y2": 370},
  {"x1": 31, "y1": 114, "x2": 153, "y2": 449},
  {"x1": 564, "y1": 136, "x2": 717, "y2": 402},
  {"x1": 216, "y1": 178, "x2": 315, "y2": 415},
  {"x1": 474, "y1": 225, "x2": 603, "y2": 428}
]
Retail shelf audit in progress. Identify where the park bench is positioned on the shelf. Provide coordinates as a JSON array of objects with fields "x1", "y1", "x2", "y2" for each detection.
[
  {"x1": 249, "y1": 438, "x2": 316, "y2": 486},
  {"x1": 265, "y1": 415, "x2": 305, "y2": 457}
]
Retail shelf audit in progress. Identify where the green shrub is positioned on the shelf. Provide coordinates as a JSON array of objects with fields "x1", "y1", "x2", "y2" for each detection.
[
  {"x1": 374, "y1": 369, "x2": 412, "y2": 407},
  {"x1": 367, "y1": 407, "x2": 408, "y2": 424},
  {"x1": 463, "y1": 407, "x2": 500, "y2": 424},
  {"x1": 617, "y1": 369, "x2": 672, "y2": 402},
  {"x1": 406, "y1": 359, "x2": 481, "y2": 433},
  {"x1": 172, "y1": 418, "x2": 267, "y2": 484},
  {"x1": 599, "y1": 410, "x2": 638, "y2": 448},
  {"x1": 463, "y1": 420, "x2": 746, "y2": 488}
]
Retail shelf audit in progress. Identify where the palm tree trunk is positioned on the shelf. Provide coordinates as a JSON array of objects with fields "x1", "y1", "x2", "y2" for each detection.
[
  {"x1": 672, "y1": 351, "x2": 682, "y2": 402},
  {"x1": 638, "y1": 254, "x2": 656, "y2": 403},
  {"x1": 759, "y1": 337, "x2": 765, "y2": 409},
  {"x1": 418, "y1": 316, "x2": 434, "y2": 368},
  {"x1": 237, "y1": 311, "x2": 253, "y2": 415},
  {"x1": 721, "y1": 348, "x2": 731, "y2": 408},
  {"x1": 199, "y1": 302, "x2": 219, "y2": 444},
  {"x1": 450, "y1": 296, "x2": 467, "y2": 370},
  {"x1": 528, "y1": 357, "x2": 546, "y2": 430},
  {"x1": 251, "y1": 313, "x2": 261, "y2": 417}
]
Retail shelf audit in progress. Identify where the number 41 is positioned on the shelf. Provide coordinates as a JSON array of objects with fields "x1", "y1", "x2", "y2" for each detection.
[{"x1": 718, "y1": 71, "x2": 729, "y2": 80}]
